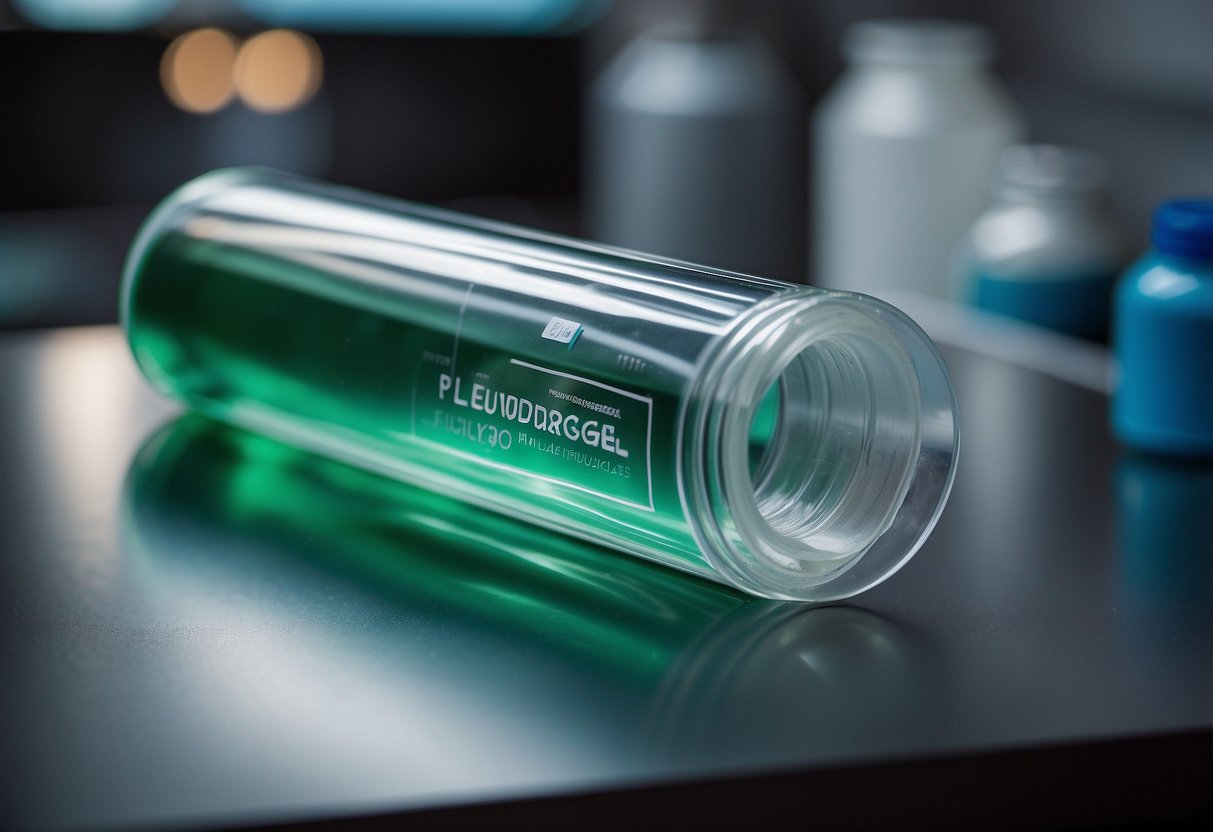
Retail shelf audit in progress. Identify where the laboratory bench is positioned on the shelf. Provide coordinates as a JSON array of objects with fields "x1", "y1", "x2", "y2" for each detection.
[{"x1": 1, "y1": 313, "x2": 1209, "y2": 830}]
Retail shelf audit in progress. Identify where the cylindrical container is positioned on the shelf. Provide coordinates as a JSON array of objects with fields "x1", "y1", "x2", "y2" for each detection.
[
  {"x1": 121, "y1": 168, "x2": 958, "y2": 601},
  {"x1": 813, "y1": 19, "x2": 1022, "y2": 299},
  {"x1": 956, "y1": 145, "x2": 1124, "y2": 341},
  {"x1": 588, "y1": 27, "x2": 804, "y2": 282},
  {"x1": 1112, "y1": 199, "x2": 1213, "y2": 458}
]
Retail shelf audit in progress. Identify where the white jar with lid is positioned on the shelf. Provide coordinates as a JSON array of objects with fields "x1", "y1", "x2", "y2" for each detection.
[{"x1": 812, "y1": 19, "x2": 1023, "y2": 299}]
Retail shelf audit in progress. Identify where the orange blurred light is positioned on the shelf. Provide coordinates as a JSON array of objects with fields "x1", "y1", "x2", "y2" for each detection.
[
  {"x1": 234, "y1": 30, "x2": 323, "y2": 114},
  {"x1": 161, "y1": 28, "x2": 239, "y2": 114}
]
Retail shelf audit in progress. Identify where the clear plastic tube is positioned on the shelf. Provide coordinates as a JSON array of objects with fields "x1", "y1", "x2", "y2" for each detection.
[{"x1": 121, "y1": 168, "x2": 958, "y2": 601}]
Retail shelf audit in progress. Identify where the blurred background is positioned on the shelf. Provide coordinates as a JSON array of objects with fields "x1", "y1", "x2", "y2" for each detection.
[{"x1": 0, "y1": 0, "x2": 1210, "y2": 331}]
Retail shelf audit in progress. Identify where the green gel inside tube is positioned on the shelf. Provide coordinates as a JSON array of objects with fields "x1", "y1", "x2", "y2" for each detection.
[{"x1": 122, "y1": 168, "x2": 958, "y2": 601}]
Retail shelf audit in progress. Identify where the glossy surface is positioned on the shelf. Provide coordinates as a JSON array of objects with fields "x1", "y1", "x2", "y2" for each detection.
[{"x1": 1, "y1": 326, "x2": 1210, "y2": 830}]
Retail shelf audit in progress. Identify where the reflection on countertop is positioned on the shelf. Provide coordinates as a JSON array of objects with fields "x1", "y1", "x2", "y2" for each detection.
[{"x1": 123, "y1": 416, "x2": 931, "y2": 788}]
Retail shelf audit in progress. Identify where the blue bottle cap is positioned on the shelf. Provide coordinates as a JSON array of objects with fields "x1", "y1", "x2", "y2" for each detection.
[{"x1": 1151, "y1": 199, "x2": 1213, "y2": 261}]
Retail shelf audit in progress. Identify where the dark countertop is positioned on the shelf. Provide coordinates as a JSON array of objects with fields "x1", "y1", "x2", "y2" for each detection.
[{"x1": 2, "y1": 321, "x2": 1210, "y2": 831}]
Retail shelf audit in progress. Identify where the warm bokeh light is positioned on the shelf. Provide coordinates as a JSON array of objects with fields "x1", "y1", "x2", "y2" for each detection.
[
  {"x1": 160, "y1": 28, "x2": 239, "y2": 114},
  {"x1": 234, "y1": 30, "x2": 323, "y2": 114}
]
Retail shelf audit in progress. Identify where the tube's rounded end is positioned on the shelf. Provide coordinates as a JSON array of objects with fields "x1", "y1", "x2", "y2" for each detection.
[{"x1": 682, "y1": 289, "x2": 958, "y2": 601}]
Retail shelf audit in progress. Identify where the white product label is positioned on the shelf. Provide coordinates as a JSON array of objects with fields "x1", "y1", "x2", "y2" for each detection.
[{"x1": 542, "y1": 316, "x2": 582, "y2": 345}]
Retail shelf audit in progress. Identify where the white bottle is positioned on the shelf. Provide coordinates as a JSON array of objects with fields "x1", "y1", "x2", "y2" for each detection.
[{"x1": 813, "y1": 20, "x2": 1022, "y2": 299}]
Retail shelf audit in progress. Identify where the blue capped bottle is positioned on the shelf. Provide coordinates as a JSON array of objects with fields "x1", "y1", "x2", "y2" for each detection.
[{"x1": 1112, "y1": 199, "x2": 1213, "y2": 458}]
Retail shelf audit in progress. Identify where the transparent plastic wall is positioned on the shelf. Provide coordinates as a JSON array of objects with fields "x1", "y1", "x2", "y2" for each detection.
[{"x1": 122, "y1": 169, "x2": 958, "y2": 600}]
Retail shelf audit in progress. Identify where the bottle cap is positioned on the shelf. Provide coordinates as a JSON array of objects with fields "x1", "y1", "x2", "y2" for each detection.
[
  {"x1": 1151, "y1": 199, "x2": 1213, "y2": 261},
  {"x1": 844, "y1": 19, "x2": 993, "y2": 67},
  {"x1": 998, "y1": 144, "x2": 1107, "y2": 200}
]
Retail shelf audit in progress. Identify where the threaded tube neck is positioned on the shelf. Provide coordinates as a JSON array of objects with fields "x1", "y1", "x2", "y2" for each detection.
[{"x1": 680, "y1": 289, "x2": 958, "y2": 601}]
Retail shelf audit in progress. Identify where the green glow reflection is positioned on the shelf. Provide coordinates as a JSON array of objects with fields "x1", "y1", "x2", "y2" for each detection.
[
  {"x1": 123, "y1": 416, "x2": 925, "y2": 761},
  {"x1": 125, "y1": 415, "x2": 757, "y2": 682}
]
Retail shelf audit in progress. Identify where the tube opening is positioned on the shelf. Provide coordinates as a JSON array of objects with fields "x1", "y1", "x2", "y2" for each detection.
[
  {"x1": 688, "y1": 290, "x2": 956, "y2": 601},
  {"x1": 738, "y1": 322, "x2": 921, "y2": 571}
]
